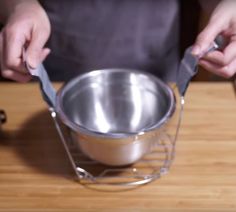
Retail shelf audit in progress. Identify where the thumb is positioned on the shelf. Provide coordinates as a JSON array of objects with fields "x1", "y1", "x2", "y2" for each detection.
[
  {"x1": 192, "y1": 18, "x2": 225, "y2": 56},
  {"x1": 26, "y1": 29, "x2": 50, "y2": 68},
  {"x1": 39, "y1": 47, "x2": 51, "y2": 63}
]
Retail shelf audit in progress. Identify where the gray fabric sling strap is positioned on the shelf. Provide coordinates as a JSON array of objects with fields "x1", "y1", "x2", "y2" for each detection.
[{"x1": 177, "y1": 35, "x2": 226, "y2": 96}]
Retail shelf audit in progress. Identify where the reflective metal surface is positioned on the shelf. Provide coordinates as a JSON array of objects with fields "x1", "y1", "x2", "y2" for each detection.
[
  {"x1": 0, "y1": 110, "x2": 6, "y2": 134},
  {"x1": 57, "y1": 69, "x2": 175, "y2": 137},
  {"x1": 0, "y1": 110, "x2": 6, "y2": 125},
  {"x1": 56, "y1": 69, "x2": 175, "y2": 166}
]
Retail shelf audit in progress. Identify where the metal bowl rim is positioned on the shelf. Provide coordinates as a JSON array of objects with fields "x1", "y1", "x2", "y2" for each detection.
[{"x1": 55, "y1": 68, "x2": 176, "y2": 139}]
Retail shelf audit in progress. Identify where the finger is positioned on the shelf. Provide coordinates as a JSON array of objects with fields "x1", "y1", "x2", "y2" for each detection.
[
  {"x1": 201, "y1": 40, "x2": 236, "y2": 67},
  {"x1": 227, "y1": 57, "x2": 236, "y2": 77},
  {"x1": 199, "y1": 59, "x2": 235, "y2": 78},
  {"x1": 0, "y1": 27, "x2": 31, "y2": 78},
  {"x1": 26, "y1": 28, "x2": 50, "y2": 68},
  {"x1": 222, "y1": 39, "x2": 236, "y2": 65},
  {"x1": 1, "y1": 69, "x2": 32, "y2": 83},
  {"x1": 39, "y1": 47, "x2": 51, "y2": 63},
  {"x1": 2, "y1": 27, "x2": 26, "y2": 72},
  {"x1": 2, "y1": 48, "x2": 50, "y2": 82},
  {"x1": 201, "y1": 51, "x2": 225, "y2": 66},
  {"x1": 192, "y1": 19, "x2": 225, "y2": 56},
  {"x1": 24, "y1": 47, "x2": 50, "y2": 73}
]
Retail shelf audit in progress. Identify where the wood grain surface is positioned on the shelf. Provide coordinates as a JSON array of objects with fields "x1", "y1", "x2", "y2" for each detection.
[{"x1": 0, "y1": 82, "x2": 236, "y2": 212}]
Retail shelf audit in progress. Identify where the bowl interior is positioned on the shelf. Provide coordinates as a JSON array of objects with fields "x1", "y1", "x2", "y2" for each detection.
[{"x1": 57, "y1": 69, "x2": 174, "y2": 135}]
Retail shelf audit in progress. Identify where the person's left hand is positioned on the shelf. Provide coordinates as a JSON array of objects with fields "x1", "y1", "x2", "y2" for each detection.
[{"x1": 192, "y1": 0, "x2": 236, "y2": 78}]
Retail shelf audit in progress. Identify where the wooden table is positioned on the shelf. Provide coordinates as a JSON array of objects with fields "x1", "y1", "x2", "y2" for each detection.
[{"x1": 0, "y1": 82, "x2": 236, "y2": 211}]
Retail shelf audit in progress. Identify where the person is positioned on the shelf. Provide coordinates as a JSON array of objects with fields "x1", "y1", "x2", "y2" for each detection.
[{"x1": 0, "y1": 0, "x2": 236, "y2": 83}]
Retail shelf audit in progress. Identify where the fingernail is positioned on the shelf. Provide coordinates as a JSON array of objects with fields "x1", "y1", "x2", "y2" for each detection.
[{"x1": 191, "y1": 45, "x2": 201, "y2": 56}]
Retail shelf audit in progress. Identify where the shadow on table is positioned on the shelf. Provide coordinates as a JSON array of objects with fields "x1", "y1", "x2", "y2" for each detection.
[
  {"x1": 0, "y1": 110, "x2": 74, "y2": 180},
  {"x1": 0, "y1": 110, "x2": 153, "y2": 191}
]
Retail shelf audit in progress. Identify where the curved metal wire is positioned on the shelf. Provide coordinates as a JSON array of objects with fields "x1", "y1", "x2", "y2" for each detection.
[{"x1": 51, "y1": 90, "x2": 184, "y2": 188}]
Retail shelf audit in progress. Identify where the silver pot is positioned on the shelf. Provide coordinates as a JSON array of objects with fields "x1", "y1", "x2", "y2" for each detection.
[{"x1": 56, "y1": 69, "x2": 176, "y2": 166}]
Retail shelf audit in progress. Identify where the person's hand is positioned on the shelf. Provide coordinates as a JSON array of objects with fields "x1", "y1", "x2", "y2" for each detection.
[
  {"x1": 0, "y1": 0, "x2": 51, "y2": 82},
  {"x1": 192, "y1": 0, "x2": 236, "y2": 78}
]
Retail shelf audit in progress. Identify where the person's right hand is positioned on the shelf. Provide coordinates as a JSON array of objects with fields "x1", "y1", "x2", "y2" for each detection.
[{"x1": 0, "y1": 0, "x2": 51, "y2": 82}]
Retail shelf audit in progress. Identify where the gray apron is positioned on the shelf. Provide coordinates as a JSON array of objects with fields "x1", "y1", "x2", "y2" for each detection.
[{"x1": 39, "y1": 0, "x2": 180, "y2": 82}]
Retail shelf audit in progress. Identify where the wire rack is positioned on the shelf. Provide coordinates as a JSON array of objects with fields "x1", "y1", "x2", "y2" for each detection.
[
  {"x1": 70, "y1": 127, "x2": 175, "y2": 185},
  {"x1": 49, "y1": 82, "x2": 183, "y2": 189},
  {"x1": 51, "y1": 96, "x2": 182, "y2": 189}
]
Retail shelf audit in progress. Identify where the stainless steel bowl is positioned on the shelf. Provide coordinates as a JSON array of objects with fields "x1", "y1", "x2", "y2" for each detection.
[{"x1": 56, "y1": 69, "x2": 176, "y2": 166}]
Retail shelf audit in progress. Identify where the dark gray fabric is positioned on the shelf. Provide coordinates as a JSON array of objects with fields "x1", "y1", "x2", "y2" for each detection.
[
  {"x1": 39, "y1": 0, "x2": 180, "y2": 82},
  {"x1": 176, "y1": 46, "x2": 198, "y2": 96}
]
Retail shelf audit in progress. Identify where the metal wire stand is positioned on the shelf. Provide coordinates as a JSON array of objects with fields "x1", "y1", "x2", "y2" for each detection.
[{"x1": 50, "y1": 87, "x2": 183, "y2": 188}]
